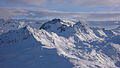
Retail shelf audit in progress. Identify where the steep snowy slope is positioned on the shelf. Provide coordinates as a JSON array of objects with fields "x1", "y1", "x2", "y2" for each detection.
[
  {"x1": 0, "y1": 19, "x2": 120, "y2": 68},
  {"x1": 91, "y1": 27, "x2": 116, "y2": 38},
  {"x1": 0, "y1": 26, "x2": 73, "y2": 68}
]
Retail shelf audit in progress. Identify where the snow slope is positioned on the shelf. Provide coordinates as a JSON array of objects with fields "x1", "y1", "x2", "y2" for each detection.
[
  {"x1": 112, "y1": 25, "x2": 120, "y2": 35},
  {"x1": 0, "y1": 19, "x2": 120, "y2": 68},
  {"x1": 0, "y1": 26, "x2": 73, "y2": 68}
]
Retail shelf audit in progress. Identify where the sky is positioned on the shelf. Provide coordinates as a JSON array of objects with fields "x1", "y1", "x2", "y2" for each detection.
[
  {"x1": 0, "y1": 0, "x2": 120, "y2": 12},
  {"x1": 0, "y1": 0, "x2": 120, "y2": 22}
]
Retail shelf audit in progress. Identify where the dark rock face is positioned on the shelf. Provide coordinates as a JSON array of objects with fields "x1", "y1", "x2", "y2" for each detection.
[{"x1": 115, "y1": 61, "x2": 120, "y2": 67}]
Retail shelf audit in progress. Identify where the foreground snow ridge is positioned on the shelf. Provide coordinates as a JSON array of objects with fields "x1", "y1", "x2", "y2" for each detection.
[{"x1": 0, "y1": 19, "x2": 120, "y2": 68}]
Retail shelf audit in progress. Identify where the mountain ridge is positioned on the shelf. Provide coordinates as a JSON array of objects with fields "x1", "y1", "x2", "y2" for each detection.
[{"x1": 0, "y1": 19, "x2": 120, "y2": 68}]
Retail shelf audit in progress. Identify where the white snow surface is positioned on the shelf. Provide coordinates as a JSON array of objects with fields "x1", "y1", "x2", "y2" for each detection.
[{"x1": 0, "y1": 19, "x2": 120, "y2": 68}]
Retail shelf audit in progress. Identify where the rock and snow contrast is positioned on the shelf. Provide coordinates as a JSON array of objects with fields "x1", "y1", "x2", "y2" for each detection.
[{"x1": 0, "y1": 19, "x2": 120, "y2": 68}]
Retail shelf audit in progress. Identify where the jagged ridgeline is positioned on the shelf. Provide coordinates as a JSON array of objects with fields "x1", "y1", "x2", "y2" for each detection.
[{"x1": 0, "y1": 19, "x2": 120, "y2": 68}]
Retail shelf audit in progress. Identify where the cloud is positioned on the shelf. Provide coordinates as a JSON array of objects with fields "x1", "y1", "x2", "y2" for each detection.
[
  {"x1": 0, "y1": 7, "x2": 120, "y2": 21},
  {"x1": 1, "y1": 0, "x2": 120, "y2": 8},
  {"x1": 1, "y1": 0, "x2": 48, "y2": 6}
]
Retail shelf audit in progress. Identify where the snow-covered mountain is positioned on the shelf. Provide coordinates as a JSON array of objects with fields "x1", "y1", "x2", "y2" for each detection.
[{"x1": 0, "y1": 19, "x2": 120, "y2": 68}]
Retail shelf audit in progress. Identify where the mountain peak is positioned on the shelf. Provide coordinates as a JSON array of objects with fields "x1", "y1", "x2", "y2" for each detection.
[
  {"x1": 74, "y1": 20, "x2": 88, "y2": 27},
  {"x1": 40, "y1": 19, "x2": 90, "y2": 33},
  {"x1": 39, "y1": 19, "x2": 101, "y2": 41},
  {"x1": 45, "y1": 18, "x2": 63, "y2": 25},
  {"x1": 52, "y1": 18, "x2": 63, "y2": 22},
  {"x1": 39, "y1": 19, "x2": 67, "y2": 33},
  {"x1": 40, "y1": 19, "x2": 86, "y2": 30}
]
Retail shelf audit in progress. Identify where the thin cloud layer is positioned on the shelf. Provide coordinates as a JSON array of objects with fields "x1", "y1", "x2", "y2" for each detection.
[
  {"x1": 1, "y1": 0, "x2": 120, "y2": 9},
  {"x1": 0, "y1": 8, "x2": 120, "y2": 21}
]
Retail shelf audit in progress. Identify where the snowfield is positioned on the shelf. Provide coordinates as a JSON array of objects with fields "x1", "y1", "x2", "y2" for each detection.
[{"x1": 0, "y1": 19, "x2": 120, "y2": 68}]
